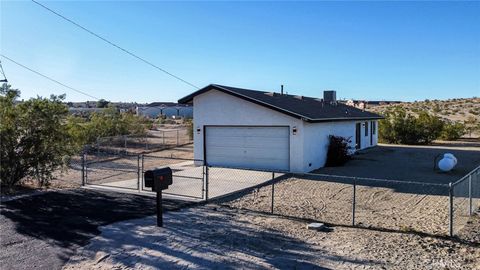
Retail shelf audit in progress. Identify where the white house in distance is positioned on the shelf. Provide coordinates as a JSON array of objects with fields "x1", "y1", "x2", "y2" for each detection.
[{"x1": 178, "y1": 84, "x2": 383, "y2": 173}]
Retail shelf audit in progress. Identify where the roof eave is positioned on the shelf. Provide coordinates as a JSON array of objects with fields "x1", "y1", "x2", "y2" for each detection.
[{"x1": 307, "y1": 116, "x2": 384, "y2": 123}]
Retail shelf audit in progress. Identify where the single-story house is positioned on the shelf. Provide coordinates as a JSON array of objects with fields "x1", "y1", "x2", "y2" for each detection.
[{"x1": 178, "y1": 84, "x2": 383, "y2": 173}]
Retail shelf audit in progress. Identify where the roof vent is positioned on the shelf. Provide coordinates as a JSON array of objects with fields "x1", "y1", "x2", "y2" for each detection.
[
  {"x1": 324, "y1": 90, "x2": 336, "y2": 103},
  {"x1": 294, "y1": 95, "x2": 303, "y2": 100},
  {"x1": 265, "y1": 92, "x2": 275, "y2": 97}
]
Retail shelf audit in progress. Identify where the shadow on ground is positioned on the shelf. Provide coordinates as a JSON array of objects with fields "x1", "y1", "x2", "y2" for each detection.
[{"x1": 0, "y1": 189, "x2": 193, "y2": 270}]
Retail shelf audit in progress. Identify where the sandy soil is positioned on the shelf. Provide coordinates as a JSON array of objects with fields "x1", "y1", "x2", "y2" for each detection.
[
  {"x1": 63, "y1": 205, "x2": 480, "y2": 270},
  {"x1": 222, "y1": 177, "x2": 477, "y2": 236}
]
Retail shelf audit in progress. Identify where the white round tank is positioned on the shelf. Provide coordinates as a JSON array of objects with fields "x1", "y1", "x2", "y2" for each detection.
[
  {"x1": 438, "y1": 157, "x2": 455, "y2": 172},
  {"x1": 443, "y1": 153, "x2": 457, "y2": 166}
]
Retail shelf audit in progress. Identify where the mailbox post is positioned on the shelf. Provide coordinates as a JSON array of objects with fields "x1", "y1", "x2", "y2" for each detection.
[{"x1": 144, "y1": 167, "x2": 173, "y2": 227}]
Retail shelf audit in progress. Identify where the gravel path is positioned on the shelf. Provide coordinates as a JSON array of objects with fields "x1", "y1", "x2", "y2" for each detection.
[{"x1": 63, "y1": 205, "x2": 480, "y2": 270}]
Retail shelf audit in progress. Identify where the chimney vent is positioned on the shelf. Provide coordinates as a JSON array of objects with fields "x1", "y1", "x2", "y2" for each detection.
[
  {"x1": 281, "y1": 85, "x2": 284, "y2": 95},
  {"x1": 323, "y1": 90, "x2": 336, "y2": 103}
]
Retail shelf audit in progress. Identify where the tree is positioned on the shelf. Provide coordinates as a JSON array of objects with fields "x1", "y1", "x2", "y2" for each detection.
[{"x1": 1, "y1": 84, "x2": 76, "y2": 188}]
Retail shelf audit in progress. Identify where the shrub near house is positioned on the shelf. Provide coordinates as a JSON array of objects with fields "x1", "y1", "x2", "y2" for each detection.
[{"x1": 379, "y1": 108, "x2": 465, "y2": 144}]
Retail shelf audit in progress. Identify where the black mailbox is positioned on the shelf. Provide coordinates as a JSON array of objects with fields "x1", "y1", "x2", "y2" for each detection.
[
  {"x1": 144, "y1": 167, "x2": 173, "y2": 227},
  {"x1": 144, "y1": 167, "x2": 172, "y2": 191}
]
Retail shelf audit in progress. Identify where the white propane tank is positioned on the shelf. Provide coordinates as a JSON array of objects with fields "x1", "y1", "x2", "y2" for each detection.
[
  {"x1": 443, "y1": 153, "x2": 458, "y2": 166},
  {"x1": 438, "y1": 153, "x2": 457, "y2": 172}
]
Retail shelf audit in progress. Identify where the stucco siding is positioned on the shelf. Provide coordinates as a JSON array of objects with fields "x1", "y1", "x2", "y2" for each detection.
[
  {"x1": 303, "y1": 121, "x2": 356, "y2": 172},
  {"x1": 193, "y1": 90, "x2": 305, "y2": 172},
  {"x1": 303, "y1": 120, "x2": 378, "y2": 172}
]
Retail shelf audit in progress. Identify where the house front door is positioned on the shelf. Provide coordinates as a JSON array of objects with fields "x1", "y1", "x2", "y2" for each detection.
[{"x1": 355, "y1": 123, "x2": 361, "y2": 150}]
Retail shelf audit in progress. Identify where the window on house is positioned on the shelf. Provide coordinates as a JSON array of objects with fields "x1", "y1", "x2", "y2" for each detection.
[
  {"x1": 365, "y1": 121, "x2": 368, "y2": 136},
  {"x1": 372, "y1": 121, "x2": 376, "y2": 135}
]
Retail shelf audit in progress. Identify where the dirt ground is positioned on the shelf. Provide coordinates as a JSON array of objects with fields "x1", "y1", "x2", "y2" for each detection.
[
  {"x1": 62, "y1": 205, "x2": 480, "y2": 270},
  {"x1": 315, "y1": 143, "x2": 480, "y2": 184}
]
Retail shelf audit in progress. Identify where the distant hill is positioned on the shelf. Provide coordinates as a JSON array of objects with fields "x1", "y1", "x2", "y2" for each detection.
[{"x1": 367, "y1": 97, "x2": 480, "y2": 138}]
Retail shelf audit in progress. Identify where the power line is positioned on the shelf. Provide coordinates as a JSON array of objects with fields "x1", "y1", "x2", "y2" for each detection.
[
  {"x1": 0, "y1": 54, "x2": 100, "y2": 100},
  {"x1": 31, "y1": 0, "x2": 199, "y2": 90}
]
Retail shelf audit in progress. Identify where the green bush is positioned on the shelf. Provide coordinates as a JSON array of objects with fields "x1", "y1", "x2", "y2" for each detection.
[
  {"x1": 440, "y1": 122, "x2": 465, "y2": 140},
  {"x1": 379, "y1": 109, "x2": 444, "y2": 144},
  {"x1": 67, "y1": 106, "x2": 148, "y2": 146},
  {"x1": 1, "y1": 84, "x2": 76, "y2": 188},
  {"x1": 185, "y1": 119, "x2": 194, "y2": 140}
]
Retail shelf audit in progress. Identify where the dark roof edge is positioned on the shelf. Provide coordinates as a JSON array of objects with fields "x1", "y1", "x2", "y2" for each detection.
[
  {"x1": 307, "y1": 116, "x2": 384, "y2": 123},
  {"x1": 178, "y1": 84, "x2": 384, "y2": 122},
  {"x1": 178, "y1": 84, "x2": 307, "y2": 120}
]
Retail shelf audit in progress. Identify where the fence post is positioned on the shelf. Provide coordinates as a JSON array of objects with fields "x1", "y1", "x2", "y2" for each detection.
[
  {"x1": 124, "y1": 135, "x2": 127, "y2": 155},
  {"x1": 468, "y1": 175, "x2": 472, "y2": 216},
  {"x1": 85, "y1": 153, "x2": 88, "y2": 184},
  {"x1": 163, "y1": 130, "x2": 165, "y2": 145},
  {"x1": 176, "y1": 129, "x2": 179, "y2": 146},
  {"x1": 81, "y1": 152, "x2": 85, "y2": 186},
  {"x1": 352, "y1": 177, "x2": 357, "y2": 226},
  {"x1": 205, "y1": 166, "x2": 209, "y2": 201},
  {"x1": 137, "y1": 155, "x2": 141, "y2": 191},
  {"x1": 449, "y1": 182, "x2": 453, "y2": 237},
  {"x1": 202, "y1": 165, "x2": 205, "y2": 200},
  {"x1": 145, "y1": 134, "x2": 148, "y2": 150},
  {"x1": 271, "y1": 172, "x2": 275, "y2": 214},
  {"x1": 141, "y1": 154, "x2": 145, "y2": 191}
]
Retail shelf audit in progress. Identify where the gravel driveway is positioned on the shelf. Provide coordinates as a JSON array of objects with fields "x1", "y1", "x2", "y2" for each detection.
[{"x1": 0, "y1": 189, "x2": 192, "y2": 270}]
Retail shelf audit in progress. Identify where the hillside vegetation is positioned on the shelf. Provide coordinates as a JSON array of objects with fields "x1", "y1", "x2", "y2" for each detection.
[{"x1": 369, "y1": 97, "x2": 480, "y2": 139}]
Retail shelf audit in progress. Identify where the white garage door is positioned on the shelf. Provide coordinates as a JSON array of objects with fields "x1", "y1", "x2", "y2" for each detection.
[{"x1": 205, "y1": 126, "x2": 290, "y2": 171}]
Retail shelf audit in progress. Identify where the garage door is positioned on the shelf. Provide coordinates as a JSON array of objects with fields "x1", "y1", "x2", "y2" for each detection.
[{"x1": 205, "y1": 126, "x2": 290, "y2": 171}]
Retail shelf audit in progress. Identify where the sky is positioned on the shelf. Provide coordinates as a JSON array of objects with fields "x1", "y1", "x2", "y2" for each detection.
[{"x1": 1, "y1": 1, "x2": 479, "y2": 103}]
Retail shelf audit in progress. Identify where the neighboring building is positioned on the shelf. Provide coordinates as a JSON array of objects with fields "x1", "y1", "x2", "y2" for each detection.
[
  {"x1": 343, "y1": 99, "x2": 402, "y2": 109},
  {"x1": 136, "y1": 102, "x2": 193, "y2": 119},
  {"x1": 345, "y1": 99, "x2": 367, "y2": 110},
  {"x1": 179, "y1": 84, "x2": 383, "y2": 173}
]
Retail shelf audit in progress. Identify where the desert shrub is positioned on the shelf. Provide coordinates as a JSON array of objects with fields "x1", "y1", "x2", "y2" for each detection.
[
  {"x1": 67, "y1": 106, "x2": 148, "y2": 146},
  {"x1": 185, "y1": 118, "x2": 194, "y2": 140},
  {"x1": 325, "y1": 135, "x2": 352, "y2": 166},
  {"x1": 1, "y1": 84, "x2": 76, "y2": 188},
  {"x1": 440, "y1": 122, "x2": 465, "y2": 140},
  {"x1": 379, "y1": 109, "x2": 444, "y2": 144}
]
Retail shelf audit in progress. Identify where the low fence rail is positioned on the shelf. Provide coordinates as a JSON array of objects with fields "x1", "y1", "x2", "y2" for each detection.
[{"x1": 79, "y1": 154, "x2": 480, "y2": 238}]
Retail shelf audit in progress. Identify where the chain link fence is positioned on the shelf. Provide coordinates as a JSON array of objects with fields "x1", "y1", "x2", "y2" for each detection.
[
  {"x1": 218, "y1": 172, "x2": 453, "y2": 234},
  {"x1": 93, "y1": 128, "x2": 191, "y2": 155},
  {"x1": 79, "y1": 151, "x2": 479, "y2": 238},
  {"x1": 451, "y1": 166, "x2": 480, "y2": 235},
  {"x1": 141, "y1": 155, "x2": 204, "y2": 199}
]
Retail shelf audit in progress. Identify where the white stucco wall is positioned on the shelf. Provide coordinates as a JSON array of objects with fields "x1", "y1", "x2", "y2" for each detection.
[
  {"x1": 192, "y1": 90, "x2": 305, "y2": 172},
  {"x1": 303, "y1": 120, "x2": 378, "y2": 172},
  {"x1": 192, "y1": 89, "x2": 378, "y2": 173}
]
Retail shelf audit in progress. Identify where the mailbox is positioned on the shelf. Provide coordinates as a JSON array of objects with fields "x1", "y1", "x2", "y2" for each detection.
[
  {"x1": 144, "y1": 167, "x2": 172, "y2": 191},
  {"x1": 144, "y1": 167, "x2": 173, "y2": 227}
]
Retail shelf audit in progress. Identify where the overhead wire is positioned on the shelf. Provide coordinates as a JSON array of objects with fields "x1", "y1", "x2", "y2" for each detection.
[
  {"x1": 0, "y1": 54, "x2": 100, "y2": 100},
  {"x1": 31, "y1": 0, "x2": 200, "y2": 90}
]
